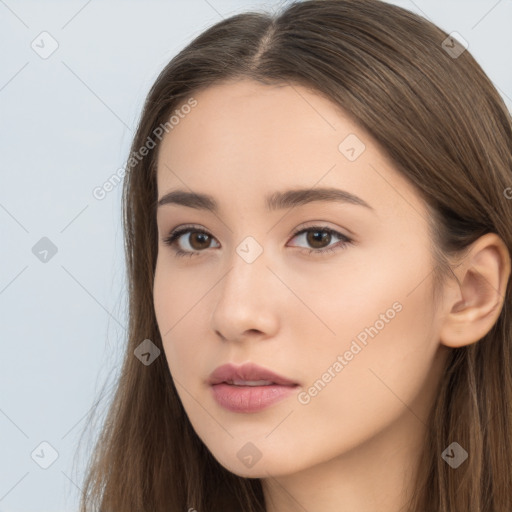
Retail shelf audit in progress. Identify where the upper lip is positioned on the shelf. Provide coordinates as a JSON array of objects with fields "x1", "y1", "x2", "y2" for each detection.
[{"x1": 208, "y1": 362, "x2": 298, "y2": 386}]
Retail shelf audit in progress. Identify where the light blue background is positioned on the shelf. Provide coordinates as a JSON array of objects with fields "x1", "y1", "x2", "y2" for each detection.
[{"x1": 1, "y1": 1, "x2": 511, "y2": 510}]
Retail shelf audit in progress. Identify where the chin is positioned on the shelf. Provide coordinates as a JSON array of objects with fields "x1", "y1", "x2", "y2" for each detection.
[{"x1": 207, "y1": 446, "x2": 302, "y2": 479}]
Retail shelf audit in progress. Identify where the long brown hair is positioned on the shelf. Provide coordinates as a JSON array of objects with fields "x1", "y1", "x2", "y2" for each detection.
[{"x1": 78, "y1": 0, "x2": 512, "y2": 510}]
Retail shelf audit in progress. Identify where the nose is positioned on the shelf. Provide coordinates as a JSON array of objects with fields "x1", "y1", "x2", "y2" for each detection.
[{"x1": 210, "y1": 244, "x2": 281, "y2": 343}]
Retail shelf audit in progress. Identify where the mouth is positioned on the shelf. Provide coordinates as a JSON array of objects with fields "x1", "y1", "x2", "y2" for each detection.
[
  {"x1": 223, "y1": 379, "x2": 290, "y2": 387},
  {"x1": 207, "y1": 362, "x2": 298, "y2": 387},
  {"x1": 210, "y1": 382, "x2": 299, "y2": 413},
  {"x1": 208, "y1": 363, "x2": 299, "y2": 413}
]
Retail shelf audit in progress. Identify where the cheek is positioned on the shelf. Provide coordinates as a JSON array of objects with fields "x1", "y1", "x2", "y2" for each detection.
[
  {"x1": 297, "y1": 247, "x2": 440, "y2": 417},
  {"x1": 302, "y1": 269, "x2": 439, "y2": 431},
  {"x1": 153, "y1": 259, "x2": 207, "y2": 337},
  {"x1": 153, "y1": 262, "x2": 194, "y2": 370}
]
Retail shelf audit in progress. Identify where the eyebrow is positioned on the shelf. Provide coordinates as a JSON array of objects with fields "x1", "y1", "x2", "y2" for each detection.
[{"x1": 157, "y1": 187, "x2": 374, "y2": 213}]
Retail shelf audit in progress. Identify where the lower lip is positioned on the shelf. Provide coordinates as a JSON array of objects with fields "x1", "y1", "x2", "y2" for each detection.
[{"x1": 210, "y1": 383, "x2": 298, "y2": 413}]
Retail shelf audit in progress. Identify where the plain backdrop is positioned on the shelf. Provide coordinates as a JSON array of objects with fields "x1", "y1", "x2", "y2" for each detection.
[{"x1": 1, "y1": 1, "x2": 511, "y2": 510}]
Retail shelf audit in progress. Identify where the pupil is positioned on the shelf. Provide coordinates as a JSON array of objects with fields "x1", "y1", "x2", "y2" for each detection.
[
  {"x1": 308, "y1": 230, "x2": 330, "y2": 248},
  {"x1": 192, "y1": 233, "x2": 210, "y2": 249}
]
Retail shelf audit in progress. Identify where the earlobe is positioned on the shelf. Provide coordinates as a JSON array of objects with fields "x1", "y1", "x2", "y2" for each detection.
[{"x1": 439, "y1": 233, "x2": 511, "y2": 349}]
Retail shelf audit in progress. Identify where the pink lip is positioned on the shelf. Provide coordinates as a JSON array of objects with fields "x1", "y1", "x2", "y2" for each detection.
[
  {"x1": 208, "y1": 363, "x2": 299, "y2": 413},
  {"x1": 208, "y1": 362, "x2": 298, "y2": 386}
]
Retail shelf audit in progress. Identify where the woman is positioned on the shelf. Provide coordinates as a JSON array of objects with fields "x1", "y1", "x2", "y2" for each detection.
[{"x1": 79, "y1": 0, "x2": 512, "y2": 510}]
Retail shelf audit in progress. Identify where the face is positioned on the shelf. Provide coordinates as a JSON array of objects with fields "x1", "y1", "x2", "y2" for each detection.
[{"x1": 153, "y1": 78, "x2": 450, "y2": 479}]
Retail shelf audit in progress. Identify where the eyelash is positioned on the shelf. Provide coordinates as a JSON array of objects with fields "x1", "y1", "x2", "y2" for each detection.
[{"x1": 162, "y1": 224, "x2": 353, "y2": 259}]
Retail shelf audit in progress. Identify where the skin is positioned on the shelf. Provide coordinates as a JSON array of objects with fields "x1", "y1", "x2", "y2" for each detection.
[{"x1": 153, "y1": 78, "x2": 510, "y2": 512}]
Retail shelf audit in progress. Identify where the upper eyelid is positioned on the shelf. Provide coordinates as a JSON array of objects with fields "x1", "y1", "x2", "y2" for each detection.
[{"x1": 168, "y1": 223, "x2": 347, "y2": 235}]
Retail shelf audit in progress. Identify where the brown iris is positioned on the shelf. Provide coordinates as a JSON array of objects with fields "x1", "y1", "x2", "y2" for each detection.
[
  {"x1": 306, "y1": 229, "x2": 331, "y2": 249},
  {"x1": 188, "y1": 232, "x2": 212, "y2": 250}
]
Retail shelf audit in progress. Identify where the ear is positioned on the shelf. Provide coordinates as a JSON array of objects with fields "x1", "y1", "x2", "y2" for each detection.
[{"x1": 439, "y1": 233, "x2": 511, "y2": 348}]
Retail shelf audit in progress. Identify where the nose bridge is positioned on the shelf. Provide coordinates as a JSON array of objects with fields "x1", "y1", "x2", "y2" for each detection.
[
  {"x1": 221, "y1": 236, "x2": 270, "y2": 302},
  {"x1": 211, "y1": 235, "x2": 280, "y2": 339}
]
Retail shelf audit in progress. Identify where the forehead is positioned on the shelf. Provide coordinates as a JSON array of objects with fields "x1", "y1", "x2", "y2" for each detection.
[
  {"x1": 157, "y1": 79, "x2": 352, "y2": 164},
  {"x1": 155, "y1": 78, "x2": 427, "y2": 223}
]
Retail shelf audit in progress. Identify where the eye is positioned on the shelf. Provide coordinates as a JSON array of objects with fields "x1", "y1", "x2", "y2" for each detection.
[
  {"x1": 162, "y1": 224, "x2": 219, "y2": 258},
  {"x1": 162, "y1": 224, "x2": 353, "y2": 258},
  {"x1": 288, "y1": 225, "x2": 353, "y2": 257}
]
